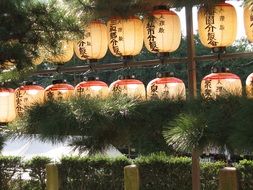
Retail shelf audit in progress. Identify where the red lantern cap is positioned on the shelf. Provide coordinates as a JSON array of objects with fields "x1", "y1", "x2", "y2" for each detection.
[
  {"x1": 45, "y1": 83, "x2": 74, "y2": 91},
  {"x1": 0, "y1": 88, "x2": 14, "y2": 93},
  {"x1": 114, "y1": 79, "x2": 144, "y2": 85},
  {"x1": 152, "y1": 77, "x2": 184, "y2": 84},
  {"x1": 76, "y1": 81, "x2": 108, "y2": 88},
  {"x1": 203, "y1": 73, "x2": 240, "y2": 80}
]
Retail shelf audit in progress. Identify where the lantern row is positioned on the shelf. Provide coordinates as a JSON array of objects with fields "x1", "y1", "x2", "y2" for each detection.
[
  {"x1": 20, "y1": 2, "x2": 253, "y2": 67},
  {"x1": 2, "y1": 69, "x2": 253, "y2": 123}
]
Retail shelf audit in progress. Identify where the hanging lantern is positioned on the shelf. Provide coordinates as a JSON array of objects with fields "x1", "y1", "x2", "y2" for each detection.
[
  {"x1": 147, "y1": 72, "x2": 186, "y2": 100},
  {"x1": 75, "y1": 77, "x2": 109, "y2": 98},
  {"x1": 244, "y1": 4, "x2": 253, "y2": 42},
  {"x1": 32, "y1": 48, "x2": 45, "y2": 65},
  {"x1": 45, "y1": 79, "x2": 74, "y2": 101},
  {"x1": 245, "y1": 73, "x2": 253, "y2": 98},
  {"x1": 0, "y1": 88, "x2": 16, "y2": 123},
  {"x1": 201, "y1": 68, "x2": 242, "y2": 99},
  {"x1": 107, "y1": 17, "x2": 143, "y2": 57},
  {"x1": 74, "y1": 21, "x2": 108, "y2": 61},
  {"x1": 109, "y1": 76, "x2": 146, "y2": 99},
  {"x1": 15, "y1": 82, "x2": 44, "y2": 116},
  {"x1": 46, "y1": 40, "x2": 74, "y2": 63},
  {"x1": 198, "y1": 2, "x2": 237, "y2": 51},
  {"x1": 143, "y1": 8, "x2": 181, "y2": 54}
]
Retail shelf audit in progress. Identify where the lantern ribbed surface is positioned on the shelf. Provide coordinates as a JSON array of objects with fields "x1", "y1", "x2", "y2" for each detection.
[
  {"x1": 147, "y1": 77, "x2": 186, "y2": 100},
  {"x1": 201, "y1": 72, "x2": 242, "y2": 99},
  {"x1": 47, "y1": 40, "x2": 74, "y2": 63},
  {"x1": 244, "y1": 4, "x2": 253, "y2": 43},
  {"x1": 75, "y1": 80, "x2": 109, "y2": 98},
  {"x1": 109, "y1": 78, "x2": 146, "y2": 99},
  {"x1": 198, "y1": 2, "x2": 237, "y2": 48},
  {"x1": 15, "y1": 84, "x2": 44, "y2": 116},
  {"x1": 144, "y1": 9, "x2": 181, "y2": 53},
  {"x1": 45, "y1": 81, "x2": 74, "y2": 101},
  {"x1": 107, "y1": 17, "x2": 143, "y2": 57},
  {"x1": 74, "y1": 21, "x2": 108, "y2": 60},
  {"x1": 0, "y1": 88, "x2": 16, "y2": 123}
]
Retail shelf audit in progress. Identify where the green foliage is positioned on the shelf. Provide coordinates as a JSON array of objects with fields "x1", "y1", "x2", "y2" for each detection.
[
  {"x1": 201, "y1": 161, "x2": 226, "y2": 190},
  {"x1": 0, "y1": 156, "x2": 22, "y2": 190},
  {"x1": 10, "y1": 100, "x2": 79, "y2": 143},
  {"x1": 0, "y1": 156, "x2": 50, "y2": 190},
  {"x1": 236, "y1": 159, "x2": 253, "y2": 190},
  {"x1": 59, "y1": 155, "x2": 131, "y2": 190},
  {"x1": 135, "y1": 153, "x2": 192, "y2": 190},
  {"x1": 24, "y1": 156, "x2": 51, "y2": 190},
  {"x1": 0, "y1": 0, "x2": 82, "y2": 80}
]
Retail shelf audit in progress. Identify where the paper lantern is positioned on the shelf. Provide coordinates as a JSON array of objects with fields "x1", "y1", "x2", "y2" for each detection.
[
  {"x1": 47, "y1": 40, "x2": 74, "y2": 63},
  {"x1": 74, "y1": 21, "x2": 108, "y2": 60},
  {"x1": 15, "y1": 82, "x2": 44, "y2": 116},
  {"x1": 143, "y1": 9, "x2": 181, "y2": 53},
  {"x1": 244, "y1": 4, "x2": 253, "y2": 42},
  {"x1": 198, "y1": 2, "x2": 237, "y2": 50},
  {"x1": 0, "y1": 88, "x2": 16, "y2": 123},
  {"x1": 245, "y1": 72, "x2": 253, "y2": 98},
  {"x1": 45, "y1": 80, "x2": 74, "y2": 101},
  {"x1": 147, "y1": 73, "x2": 186, "y2": 100},
  {"x1": 107, "y1": 17, "x2": 143, "y2": 57},
  {"x1": 201, "y1": 68, "x2": 242, "y2": 99},
  {"x1": 109, "y1": 76, "x2": 146, "y2": 99},
  {"x1": 75, "y1": 77, "x2": 109, "y2": 98}
]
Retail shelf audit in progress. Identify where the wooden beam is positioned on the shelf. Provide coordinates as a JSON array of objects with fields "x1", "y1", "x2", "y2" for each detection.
[{"x1": 32, "y1": 52, "x2": 253, "y2": 76}]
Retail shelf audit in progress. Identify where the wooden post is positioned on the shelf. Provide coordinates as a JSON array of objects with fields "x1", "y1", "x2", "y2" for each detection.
[
  {"x1": 124, "y1": 164, "x2": 139, "y2": 190},
  {"x1": 218, "y1": 167, "x2": 239, "y2": 190},
  {"x1": 46, "y1": 164, "x2": 59, "y2": 190},
  {"x1": 186, "y1": 4, "x2": 197, "y2": 98}
]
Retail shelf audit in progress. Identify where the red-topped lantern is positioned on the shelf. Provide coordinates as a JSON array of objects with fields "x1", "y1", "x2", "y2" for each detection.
[
  {"x1": 15, "y1": 82, "x2": 44, "y2": 116},
  {"x1": 198, "y1": 2, "x2": 237, "y2": 51},
  {"x1": 107, "y1": 17, "x2": 143, "y2": 57},
  {"x1": 109, "y1": 76, "x2": 146, "y2": 99},
  {"x1": 245, "y1": 73, "x2": 253, "y2": 98},
  {"x1": 45, "y1": 80, "x2": 74, "y2": 101},
  {"x1": 147, "y1": 72, "x2": 186, "y2": 100},
  {"x1": 75, "y1": 77, "x2": 109, "y2": 98},
  {"x1": 74, "y1": 21, "x2": 108, "y2": 61},
  {"x1": 0, "y1": 88, "x2": 16, "y2": 123},
  {"x1": 244, "y1": 4, "x2": 253, "y2": 42},
  {"x1": 201, "y1": 68, "x2": 242, "y2": 99},
  {"x1": 143, "y1": 8, "x2": 181, "y2": 54}
]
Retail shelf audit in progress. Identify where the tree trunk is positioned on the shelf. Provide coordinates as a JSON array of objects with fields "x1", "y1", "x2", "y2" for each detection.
[{"x1": 192, "y1": 149, "x2": 201, "y2": 190}]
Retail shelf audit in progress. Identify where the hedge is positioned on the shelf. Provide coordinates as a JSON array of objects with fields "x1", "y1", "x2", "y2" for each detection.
[
  {"x1": 58, "y1": 156, "x2": 131, "y2": 190},
  {"x1": 1, "y1": 155, "x2": 253, "y2": 190},
  {"x1": 0, "y1": 156, "x2": 51, "y2": 190}
]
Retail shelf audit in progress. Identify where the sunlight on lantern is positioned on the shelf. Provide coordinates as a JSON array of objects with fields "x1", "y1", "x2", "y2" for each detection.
[
  {"x1": 90, "y1": 86, "x2": 103, "y2": 91},
  {"x1": 26, "y1": 90, "x2": 39, "y2": 95},
  {"x1": 128, "y1": 84, "x2": 139, "y2": 90},
  {"x1": 0, "y1": 92, "x2": 10, "y2": 96}
]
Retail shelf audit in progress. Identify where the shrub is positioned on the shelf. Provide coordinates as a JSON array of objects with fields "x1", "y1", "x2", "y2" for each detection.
[
  {"x1": 58, "y1": 155, "x2": 131, "y2": 190},
  {"x1": 236, "y1": 159, "x2": 253, "y2": 190}
]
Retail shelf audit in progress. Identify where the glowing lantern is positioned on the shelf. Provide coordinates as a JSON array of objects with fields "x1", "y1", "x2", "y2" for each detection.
[
  {"x1": 15, "y1": 82, "x2": 44, "y2": 116},
  {"x1": 147, "y1": 72, "x2": 186, "y2": 100},
  {"x1": 0, "y1": 88, "x2": 16, "y2": 123},
  {"x1": 74, "y1": 21, "x2": 108, "y2": 61},
  {"x1": 47, "y1": 40, "x2": 74, "y2": 63},
  {"x1": 45, "y1": 80, "x2": 74, "y2": 101},
  {"x1": 109, "y1": 76, "x2": 146, "y2": 99},
  {"x1": 198, "y1": 2, "x2": 237, "y2": 50},
  {"x1": 244, "y1": 4, "x2": 253, "y2": 42},
  {"x1": 143, "y1": 8, "x2": 181, "y2": 54},
  {"x1": 245, "y1": 73, "x2": 253, "y2": 98},
  {"x1": 75, "y1": 77, "x2": 109, "y2": 98},
  {"x1": 107, "y1": 17, "x2": 143, "y2": 57},
  {"x1": 201, "y1": 68, "x2": 242, "y2": 99}
]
